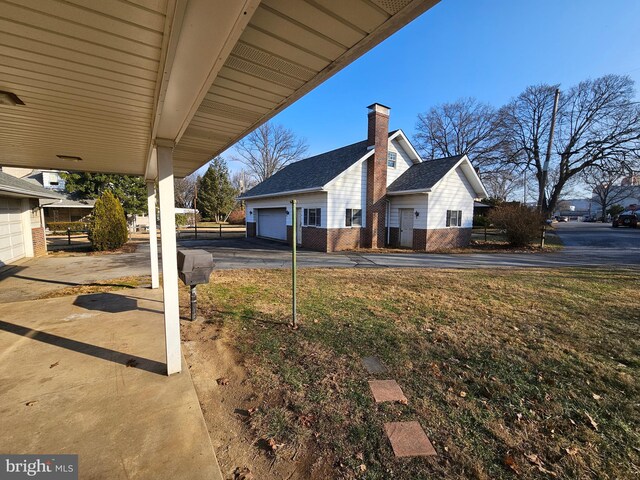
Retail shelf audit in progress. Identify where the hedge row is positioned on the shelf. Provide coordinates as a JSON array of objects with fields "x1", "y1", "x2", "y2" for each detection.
[{"x1": 47, "y1": 221, "x2": 90, "y2": 234}]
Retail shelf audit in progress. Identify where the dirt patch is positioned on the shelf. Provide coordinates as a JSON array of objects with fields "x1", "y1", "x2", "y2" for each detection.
[{"x1": 181, "y1": 319, "x2": 334, "y2": 480}]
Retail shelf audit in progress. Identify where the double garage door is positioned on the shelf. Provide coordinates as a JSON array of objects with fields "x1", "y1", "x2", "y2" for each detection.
[
  {"x1": 0, "y1": 197, "x2": 25, "y2": 265},
  {"x1": 257, "y1": 208, "x2": 287, "y2": 241}
]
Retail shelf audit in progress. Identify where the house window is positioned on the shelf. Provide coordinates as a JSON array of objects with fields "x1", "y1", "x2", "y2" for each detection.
[
  {"x1": 303, "y1": 208, "x2": 321, "y2": 227},
  {"x1": 345, "y1": 208, "x2": 362, "y2": 227},
  {"x1": 387, "y1": 151, "x2": 397, "y2": 168},
  {"x1": 446, "y1": 210, "x2": 463, "y2": 227}
]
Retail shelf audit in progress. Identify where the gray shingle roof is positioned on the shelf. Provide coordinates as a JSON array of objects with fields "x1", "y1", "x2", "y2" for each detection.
[
  {"x1": 0, "y1": 171, "x2": 65, "y2": 199},
  {"x1": 240, "y1": 131, "x2": 399, "y2": 199},
  {"x1": 387, "y1": 155, "x2": 465, "y2": 193}
]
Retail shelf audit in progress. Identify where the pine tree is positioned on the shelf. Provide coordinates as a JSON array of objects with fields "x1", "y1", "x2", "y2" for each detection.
[
  {"x1": 88, "y1": 190, "x2": 128, "y2": 251},
  {"x1": 197, "y1": 157, "x2": 237, "y2": 222}
]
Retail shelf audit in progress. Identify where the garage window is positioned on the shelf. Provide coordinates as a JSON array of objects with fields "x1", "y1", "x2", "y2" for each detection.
[
  {"x1": 303, "y1": 208, "x2": 321, "y2": 227},
  {"x1": 446, "y1": 210, "x2": 462, "y2": 227},
  {"x1": 345, "y1": 209, "x2": 362, "y2": 227}
]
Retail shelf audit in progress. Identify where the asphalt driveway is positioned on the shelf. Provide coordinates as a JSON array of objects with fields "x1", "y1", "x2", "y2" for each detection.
[
  {"x1": 553, "y1": 221, "x2": 639, "y2": 248},
  {"x1": 178, "y1": 235, "x2": 640, "y2": 270}
]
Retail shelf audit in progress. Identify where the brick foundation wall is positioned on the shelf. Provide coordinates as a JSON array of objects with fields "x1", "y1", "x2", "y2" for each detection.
[
  {"x1": 301, "y1": 227, "x2": 328, "y2": 252},
  {"x1": 413, "y1": 229, "x2": 428, "y2": 251},
  {"x1": 388, "y1": 227, "x2": 399, "y2": 247},
  {"x1": 31, "y1": 227, "x2": 47, "y2": 257},
  {"x1": 327, "y1": 227, "x2": 362, "y2": 251},
  {"x1": 426, "y1": 228, "x2": 472, "y2": 251},
  {"x1": 246, "y1": 222, "x2": 256, "y2": 237}
]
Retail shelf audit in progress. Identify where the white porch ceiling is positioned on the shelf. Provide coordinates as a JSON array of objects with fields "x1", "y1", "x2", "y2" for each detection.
[{"x1": 0, "y1": 0, "x2": 438, "y2": 178}]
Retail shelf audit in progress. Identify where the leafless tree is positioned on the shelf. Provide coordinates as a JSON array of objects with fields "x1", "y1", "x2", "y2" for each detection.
[
  {"x1": 481, "y1": 168, "x2": 523, "y2": 201},
  {"x1": 230, "y1": 169, "x2": 256, "y2": 195},
  {"x1": 414, "y1": 98, "x2": 502, "y2": 170},
  {"x1": 232, "y1": 122, "x2": 308, "y2": 182},
  {"x1": 498, "y1": 75, "x2": 640, "y2": 216},
  {"x1": 174, "y1": 173, "x2": 197, "y2": 208},
  {"x1": 582, "y1": 165, "x2": 638, "y2": 220}
]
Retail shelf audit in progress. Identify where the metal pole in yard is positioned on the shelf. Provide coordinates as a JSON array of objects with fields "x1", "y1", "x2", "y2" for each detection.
[
  {"x1": 190, "y1": 285, "x2": 197, "y2": 321},
  {"x1": 291, "y1": 199, "x2": 297, "y2": 328},
  {"x1": 67, "y1": 227, "x2": 71, "y2": 245},
  {"x1": 219, "y1": 223, "x2": 222, "y2": 238}
]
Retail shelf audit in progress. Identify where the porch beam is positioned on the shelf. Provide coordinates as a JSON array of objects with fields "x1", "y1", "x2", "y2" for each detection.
[
  {"x1": 157, "y1": 139, "x2": 181, "y2": 375},
  {"x1": 147, "y1": 179, "x2": 160, "y2": 290}
]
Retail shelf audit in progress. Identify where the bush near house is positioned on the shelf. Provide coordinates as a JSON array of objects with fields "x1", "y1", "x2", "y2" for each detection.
[
  {"x1": 47, "y1": 221, "x2": 90, "y2": 234},
  {"x1": 88, "y1": 190, "x2": 128, "y2": 251},
  {"x1": 227, "y1": 207, "x2": 246, "y2": 225},
  {"x1": 488, "y1": 204, "x2": 543, "y2": 247}
]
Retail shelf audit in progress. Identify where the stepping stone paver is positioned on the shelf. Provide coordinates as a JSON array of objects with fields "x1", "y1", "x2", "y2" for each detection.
[
  {"x1": 384, "y1": 421, "x2": 437, "y2": 457},
  {"x1": 361, "y1": 356, "x2": 388, "y2": 374},
  {"x1": 368, "y1": 379, "x2": 408, "y2": 403}
]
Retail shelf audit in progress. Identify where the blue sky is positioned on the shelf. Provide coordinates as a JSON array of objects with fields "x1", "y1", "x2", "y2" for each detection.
[{"x1": 223, "y1": 0, "x2": 640, "y2": 172}]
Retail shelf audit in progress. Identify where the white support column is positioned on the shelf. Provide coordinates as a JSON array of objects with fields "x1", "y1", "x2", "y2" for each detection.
[
  {"x1": 147, "y1": 181, "x2": 160, "y2": 289},
  {"x1": 157, "y1": 140, "x2": 181, "y2": 375}
]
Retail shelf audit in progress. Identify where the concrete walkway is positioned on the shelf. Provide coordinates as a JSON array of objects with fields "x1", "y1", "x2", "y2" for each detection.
[
  {"x1": 0, "y1": 245, "x2": 151, "y2": 303},
  {"x1": 0, "y1": 288, "x2": 222, "y2": 480}
]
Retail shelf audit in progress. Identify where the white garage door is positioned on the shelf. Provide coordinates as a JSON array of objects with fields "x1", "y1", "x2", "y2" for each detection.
[
  {"x1": 0, "y1": 197, "x2": 25, "y2": 265},
  {"x1": 257, "y1": 208, "x2": 287, "y2": 241}
]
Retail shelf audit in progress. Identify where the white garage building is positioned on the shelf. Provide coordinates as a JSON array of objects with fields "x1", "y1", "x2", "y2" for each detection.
[{"x1": 0, "y1": 170, "x2": 62, "y2": 266}]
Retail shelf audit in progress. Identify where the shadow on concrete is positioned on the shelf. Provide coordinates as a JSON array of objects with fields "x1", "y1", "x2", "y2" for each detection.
[
  {"x1": 0, "y1": 319, "x2": 166, "y2": 375},
  {"x1": 7, "y1": 274, "x2": 141, "y2": 289},
  {"x1": 73, "y1": 293, "x2": 163, "y2": 314}
]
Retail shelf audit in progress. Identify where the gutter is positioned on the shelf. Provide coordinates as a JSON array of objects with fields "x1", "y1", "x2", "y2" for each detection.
[
  {"x1": 386, "y1": 188, "x2": 431, "y2": 196},
  {"x1": 239, "y1": 186, "x2": 325, "y2": 201},
  {"x1": 0, "y1": 186, "x2": 64, "y2": 201}
]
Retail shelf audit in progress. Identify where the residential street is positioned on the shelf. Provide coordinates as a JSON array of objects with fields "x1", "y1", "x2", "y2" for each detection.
[{"x1": 553, "y1": 220, "x2": 639, "y2": 248}]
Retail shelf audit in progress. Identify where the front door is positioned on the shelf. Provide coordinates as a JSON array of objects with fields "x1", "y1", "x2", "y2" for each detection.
[
  {"x1": 399, "y1": 209, "x2": 414, "y2": 248},
  {"x1": 296, "y1": 208, "x2": 302, "y2": 245}
]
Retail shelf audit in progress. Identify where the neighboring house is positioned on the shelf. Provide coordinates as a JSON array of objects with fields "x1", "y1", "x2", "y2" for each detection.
[
  {"x1": 240, "y1": 104, "x2": 487, "y2": 252},
  {"x1": 0, "y1": 170, "x2": 64, "y2": 266},
  {"x1": 2, "y1": 167, "x2": 94, "y2": 225}
]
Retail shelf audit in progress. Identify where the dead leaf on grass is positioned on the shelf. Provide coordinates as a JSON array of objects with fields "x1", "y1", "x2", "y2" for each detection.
[
  {"x1": 266, "y1": 437, "x2": 284, "y2": 452},
  {"x1": 25, "y1": 400, "x2": 37, "y2": 407},
  {"x1": 247, "y1": 407, "x2": 258, "y2": 416},
  {"x1": 355, "y1": 452, "x2": 364, "y2": 461},
  {"x1": 460, "y1": 391, "x2": 467, "y2": 398},
  {"x1": 359, "y1": 464, "x2": 367, "y2": 472},
  {"x1": 584, "y1": 411, "x2": 598, "y2": 431},
  {"x1": 49, "y1": 361, "x2": 59, "y2": 369},
  {"x1": 592, "y1": 393, "x2": 602, "y2": 400},
  {"x1": 298, "y1": 414, "x2": 315, "y2": 427},
  {"x1": 217, "y1": 377, "x2": 229, "y2": 386},
  {"x1": 504, "y1": 454, "x2": 519, "y2": 474},
  {"x1": 397, "y1": 398, "x2": 408, "y2": 405},
  {"x1": 565, "y1": 447, "x2": 579, "y2": 456}
]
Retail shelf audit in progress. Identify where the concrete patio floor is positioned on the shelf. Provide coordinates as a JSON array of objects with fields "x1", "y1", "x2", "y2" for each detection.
[{"x1": 0, "y1": 287, "x2": 222, "y2": 480}]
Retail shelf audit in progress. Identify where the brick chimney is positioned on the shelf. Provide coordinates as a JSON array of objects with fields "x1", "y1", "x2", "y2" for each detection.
[{"x1": 364, "y1": 103, "x2": 390, "y2": 249}]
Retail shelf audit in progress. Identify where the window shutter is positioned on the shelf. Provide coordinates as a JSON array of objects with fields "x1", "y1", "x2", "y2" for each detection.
[
  {"x1": 304, "y1": 209, "x2": 308, "y2": 226},
  {"x1": 316, "y1": 208, "x2": 321, "y2": 227},
  {"x1": 345, "y1": 209, "x2": 352, "y2": 227},
  {"x1": 446, "y1": 210, "x2": 451, "y2": 227},
  {"x1": 458, "y1": 210, "x2": 462, "y2": 227}
]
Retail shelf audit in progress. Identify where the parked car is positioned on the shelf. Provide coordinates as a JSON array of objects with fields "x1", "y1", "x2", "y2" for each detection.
[
  {"x1": 555, "y1": 216, "x2": 569, "y2": 222},
  {"x1": 612, "y1": 211, "x2": 639, "y2": 228}
]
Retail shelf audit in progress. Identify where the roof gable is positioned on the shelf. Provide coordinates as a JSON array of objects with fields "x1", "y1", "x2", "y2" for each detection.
[
  {"x1": 240, "y1": 131, "x2": 401, "y2": 199},
  {"x1": 387, "y1": 154, "x2": 488, "y2": 198}
]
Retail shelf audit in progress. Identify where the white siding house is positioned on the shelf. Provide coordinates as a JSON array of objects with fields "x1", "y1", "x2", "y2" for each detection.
[{"x1": 240, "y1": 104, "x2": 487, "y2": 252}]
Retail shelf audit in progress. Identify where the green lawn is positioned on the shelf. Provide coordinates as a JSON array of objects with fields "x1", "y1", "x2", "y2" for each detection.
[{"x1": 186, "y1": 267, "x2": 639, "y2": 479}]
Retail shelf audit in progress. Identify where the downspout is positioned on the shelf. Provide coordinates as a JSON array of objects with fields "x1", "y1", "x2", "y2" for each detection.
[{"x1": 386, "y1": 198, "x2": 391, "y2": 246}]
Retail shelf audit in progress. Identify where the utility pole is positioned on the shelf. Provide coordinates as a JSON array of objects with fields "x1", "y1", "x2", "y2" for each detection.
[{"x1": 540, "y1": 88, "x2": 560, "y2": 248}]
